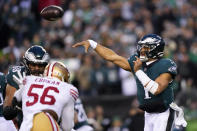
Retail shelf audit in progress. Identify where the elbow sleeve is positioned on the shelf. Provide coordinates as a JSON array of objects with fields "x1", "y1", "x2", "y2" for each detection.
[
  {"x1": 3, "y1": 97, "x2": 21, "y2": 120},
  {"x1": 3, "y1": 106, "x2": 18, "y2": 120}
]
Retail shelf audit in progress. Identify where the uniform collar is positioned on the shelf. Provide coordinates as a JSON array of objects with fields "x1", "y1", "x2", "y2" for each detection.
[{"x1": 146, "y1": 59, "x2": 157, "y2": 65}]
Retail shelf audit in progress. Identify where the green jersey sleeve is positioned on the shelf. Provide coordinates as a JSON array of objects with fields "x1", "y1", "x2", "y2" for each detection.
[
  {"x1": 159, "y1": 58, "x2": 177, "y2": 79},
  {"x1": 6, "y1": 66, "x2": 25, "y2": 90}
]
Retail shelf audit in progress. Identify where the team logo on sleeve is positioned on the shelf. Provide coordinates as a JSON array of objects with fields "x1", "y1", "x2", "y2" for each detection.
[{"x1": 168, "y1": 66, "x2": 177, "y2": 73}]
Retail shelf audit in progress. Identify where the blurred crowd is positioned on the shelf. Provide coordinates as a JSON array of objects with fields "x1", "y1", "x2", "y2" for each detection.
[{"x1": 1, "y1": 0, "x2": 197, "y2": 130}]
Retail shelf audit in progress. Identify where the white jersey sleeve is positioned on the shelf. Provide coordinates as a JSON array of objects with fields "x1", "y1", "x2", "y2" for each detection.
[
  {"x1": 14, "y1": 88, "x2": 23, "y2": 102},
  {"x1": 14, "y1": 78, "x2": 27, "y2": 102},
  {"x1": 60, "y1": 98, "x2": 75, "y2": 131},
  {"x1": 61, "y1": 86, "x2": 78, "y2": 131}
]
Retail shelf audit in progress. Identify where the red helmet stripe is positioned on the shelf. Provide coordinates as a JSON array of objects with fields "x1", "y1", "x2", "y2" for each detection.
[
  {"x1": 51, "y1": 62, "x2": 56, "y2": 77},
  {"x1": 46, "y1": 63, "x2": 51, "y2": 76}
]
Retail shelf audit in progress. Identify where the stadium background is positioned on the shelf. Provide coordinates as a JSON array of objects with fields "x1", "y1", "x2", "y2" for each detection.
[{"x1": 0, "y1": 0, "x2": 197, "y2": 130}]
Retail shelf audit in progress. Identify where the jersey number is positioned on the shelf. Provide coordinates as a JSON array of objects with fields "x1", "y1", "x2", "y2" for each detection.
[{"x1": 26, "y1": 84, "x2": 59, "y2": 106}]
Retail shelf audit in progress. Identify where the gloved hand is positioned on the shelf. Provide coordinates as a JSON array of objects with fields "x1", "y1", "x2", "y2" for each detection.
[
  {"x1": 12, "y1": 71, "x2": 26, "y2": 103},
  {"x1": 170, "y1": 102, "x2": 187, "y2": 128},
  {"x1": 13, "y1": 70, "x2": 26, "y2": 88}
]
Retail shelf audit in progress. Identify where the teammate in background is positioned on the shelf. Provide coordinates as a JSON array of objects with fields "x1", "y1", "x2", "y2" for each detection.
[
  {"x1": 73, "y1": 34, "x2": 187, "y2": 131},
  {"x1": 74, "y1": 98, "x2": 94, "y2": 131},
  {"x1": 3, "y1": 45, "x2": 50, "y2": 127},
  {"x1": 12, "y1": 61, "x2": 78, "y2": 131},
  {"x1": 0, "y1": 72, "x2": 17, "y2": 131}
]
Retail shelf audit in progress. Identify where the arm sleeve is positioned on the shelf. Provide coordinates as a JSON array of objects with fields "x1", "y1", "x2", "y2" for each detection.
[
  {"x1": 14, "y1": 87, "x2": 23, "y2": 102},
  {"x1": 60, "y1": 99, "x2": 75, "y2": 131}
]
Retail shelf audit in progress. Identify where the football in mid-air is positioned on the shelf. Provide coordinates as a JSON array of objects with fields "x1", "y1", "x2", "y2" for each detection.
[{"x1": 40, "y1": 5, "x2": 64, "y2": 21}]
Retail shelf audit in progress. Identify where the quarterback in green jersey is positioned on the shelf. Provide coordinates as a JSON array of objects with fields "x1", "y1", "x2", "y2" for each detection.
[
  {"x1": 3, "y1": 45, "x2": 49, "y2": 128},
  {"x1": 72, "y1": 34, "x2": 187, "y2": 131}
]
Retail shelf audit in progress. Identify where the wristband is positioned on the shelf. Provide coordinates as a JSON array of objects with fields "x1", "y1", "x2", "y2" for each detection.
[
  {"x1": 148, "y1": 81, "x2": 158, "y2": 94},
  {"x1": 88, "y1": 40, "x2": 98, "y2": 49}
]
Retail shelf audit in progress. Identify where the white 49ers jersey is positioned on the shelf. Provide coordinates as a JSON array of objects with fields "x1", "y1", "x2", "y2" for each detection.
[{"x1": 14, "y1": 75, "x2": 78, "y2": 131}]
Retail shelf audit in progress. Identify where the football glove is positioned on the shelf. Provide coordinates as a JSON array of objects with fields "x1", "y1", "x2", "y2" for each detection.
[{"x1": 13, "y1": 70, "x2": 26, "y2": 88}]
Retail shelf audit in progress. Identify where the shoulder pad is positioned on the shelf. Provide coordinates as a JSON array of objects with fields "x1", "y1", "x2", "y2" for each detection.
[
  {"x1": 69, "y1": 86, "x2": 79, "y2": 101},
  {"x1": 159, "y1": 58, "x2": 177, "y2": 78}
]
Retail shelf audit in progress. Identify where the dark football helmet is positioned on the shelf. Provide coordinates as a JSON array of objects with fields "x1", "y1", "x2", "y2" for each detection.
[
  {"x1": 137, "y1": 34, "x2": 165, "y2": 62},
  {"x1": 23, "y1": 45, "x2": 50, "y2": 75}
]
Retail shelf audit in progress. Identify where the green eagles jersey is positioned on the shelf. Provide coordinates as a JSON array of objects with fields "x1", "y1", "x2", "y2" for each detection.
[
  {"x1": 0, "y1": 72, "x2": 7, "y2": 116},
  {"x1": 128, "y1": 54, "x2": 177, "y2": 112},
  {"x1": 6, "y1": 66, "x2": 26, "y2": 90}
]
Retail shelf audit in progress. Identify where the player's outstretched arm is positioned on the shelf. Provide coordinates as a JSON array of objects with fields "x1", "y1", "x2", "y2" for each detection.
[{"x1": 72, "y1": 40, "x2": 131, "y2": 71}]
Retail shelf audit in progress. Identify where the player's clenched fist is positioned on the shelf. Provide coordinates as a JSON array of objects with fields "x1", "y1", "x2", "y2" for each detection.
[{"x1": 133, "y1": 56, "x2": 142, "y2": 73}]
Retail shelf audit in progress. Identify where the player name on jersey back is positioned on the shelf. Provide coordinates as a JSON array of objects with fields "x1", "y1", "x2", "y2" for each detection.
[
  {"x1": 21, "y1": 75, "x2": 78, "y2": 119},
  {"x1": 34, "y1": 77, "x2": 60, "y2": 86}
]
